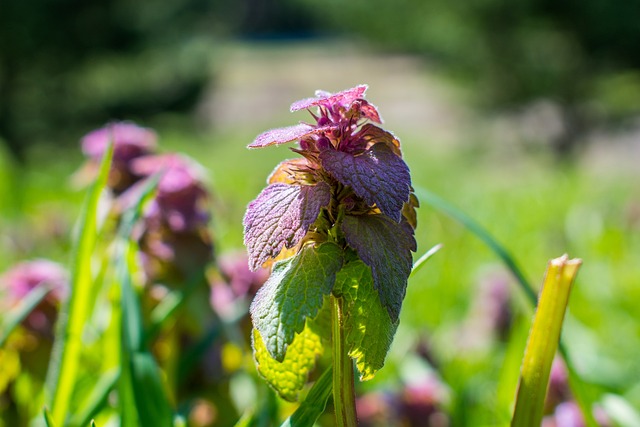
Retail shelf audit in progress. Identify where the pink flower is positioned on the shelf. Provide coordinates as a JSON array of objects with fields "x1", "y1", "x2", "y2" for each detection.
[
  {"x1": 79, "y1": 121, "x2": 157, "y2": 193},
  {"x1": 0, "y1": 259, "x2": 68, "y2": 336}
]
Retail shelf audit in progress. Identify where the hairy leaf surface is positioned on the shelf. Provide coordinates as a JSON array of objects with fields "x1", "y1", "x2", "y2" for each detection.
[
  {"x1": 250, "y1": 243, "x2": 343, "y2": 361},
  {"x1": 244, "y1": 183, "x2": 331, "y2": 271},
  {"x1": 252, "y1": 325, "x2": 323, "y2": 402},
  {"x1": 334, "y1": 260, "x2": 399, "y2": 380},
  {"x1": 320, "y1": 143, "x2": 410, "y2": 221},
  {"x1": 249, "y1": 124, "x2": 325, "y2": 148},
  {"x1": 341, "y1": 214, "x2": 415, "y2": 321}
]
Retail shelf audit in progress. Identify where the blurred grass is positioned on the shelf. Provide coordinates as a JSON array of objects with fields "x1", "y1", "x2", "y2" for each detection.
[{"x1": 1, "y1": 80, "x2": 639, "y2": 423}]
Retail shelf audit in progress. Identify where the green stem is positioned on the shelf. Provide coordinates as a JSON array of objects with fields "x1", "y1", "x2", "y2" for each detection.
[
  {"x1": 332, "y1": 296, "x2": 358, "y2": 427},
  {"x1": 511, "y1": 255, "x2": 581, "y2": 427}
]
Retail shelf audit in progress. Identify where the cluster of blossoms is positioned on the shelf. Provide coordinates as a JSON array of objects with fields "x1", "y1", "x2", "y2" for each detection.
[
  {"x1": 244, "y1": 85, "x2": 417, "y2": 322},
  {"x1": 80, "y1": 122, "x2": 214, "y2": 284}
]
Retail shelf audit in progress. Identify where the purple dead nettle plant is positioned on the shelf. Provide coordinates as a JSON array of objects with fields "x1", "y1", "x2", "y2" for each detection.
[{"x1": 243, "y1": 85, "x2": 418, "y2": 417}]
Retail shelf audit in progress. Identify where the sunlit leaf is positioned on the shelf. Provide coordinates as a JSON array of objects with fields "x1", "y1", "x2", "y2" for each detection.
[
  {"x1": 244, "y1": 183, "x2": 331, "y2": 271},
  {"x1": 334, "y1": 260, "x2": 399, "y2": 380},
  {"x1": 341, "y1": 214, "x2": 415, "y2": 321},
  {"x1": 46, "y1": 138, "x2": 113, "y2": 426},
  {"x1": 252, "y1": 325, "x2": 324, "y2": 402},
  {"x1": 280, "y1": 365, "x2": 333, "y2": 427},
  {"x1": 251, "y1": 242, "x2": 343, "y2": 361},
  {"x1": 320, "y1": 143, "x2": 410, "y2": 221}
]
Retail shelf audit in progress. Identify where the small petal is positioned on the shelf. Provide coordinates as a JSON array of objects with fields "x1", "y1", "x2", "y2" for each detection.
[
  {"x1": 249, "y1": 124, "x2": 332, "y2": 148},
  {"x1": 290, "y1": 85, "x2": 369, "y2": 112}
]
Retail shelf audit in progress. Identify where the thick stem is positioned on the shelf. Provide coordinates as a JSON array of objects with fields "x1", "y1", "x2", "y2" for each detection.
[{"x1": 332, "y1": 296, "x2": 358, "y2": 427}]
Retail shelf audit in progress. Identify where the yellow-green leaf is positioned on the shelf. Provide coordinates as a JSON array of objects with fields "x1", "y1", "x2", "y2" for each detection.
[
  {"x1": 334, "y1": 260, "x2": 398, "y2": 381},
  {"x1": 252, "y1": 324, "x2": 324, "y2": 402}
]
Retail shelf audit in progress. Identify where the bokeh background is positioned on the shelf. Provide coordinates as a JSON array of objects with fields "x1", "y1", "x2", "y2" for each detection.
[{"x1": 1, "y1": 0, "x2": 639, "y2": 425}]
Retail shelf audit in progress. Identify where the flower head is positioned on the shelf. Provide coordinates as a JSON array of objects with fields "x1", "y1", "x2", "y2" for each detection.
[
  {"x1": 80, "y1": 121, "x2": 157, "y2": 193},
  {"x1": 244, "y1": 85, "x2": 417, "y2": 321}
]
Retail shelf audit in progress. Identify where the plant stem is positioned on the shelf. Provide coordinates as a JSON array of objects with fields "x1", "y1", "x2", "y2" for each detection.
[
  {"x1": 511, "y1": 255, "x2": 581, "y2": 427},
  {"x1": 332, "y1": 296, "x2": 358, "y2": 427}
]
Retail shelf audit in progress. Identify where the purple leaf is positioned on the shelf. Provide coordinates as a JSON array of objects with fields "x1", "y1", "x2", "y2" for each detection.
[
  {"x1": 290, "y1": 85, "x2": 368, "y2": 112},
  {"x1": 341, "y1": 214, "x2": 416, "y2": 321},
  {"x1": 244, "y1": 183, "x2": 331, "y2": 270},
  {"x1": 249, "y1": 124, "x2": 332, "y2": 148},
  {"x1": 320, "y1": 143, "x2": 411, "y2": 221}
]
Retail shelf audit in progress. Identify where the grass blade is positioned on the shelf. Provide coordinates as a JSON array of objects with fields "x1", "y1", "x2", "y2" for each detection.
[
  {"x1": 43, "y1": 407, "x2": 57, "y2": 427},
  {"x1": 415, "y1": 186, "x2": 599, "y2": 426},
  {"x1": 511, "y1": 255, "x2": 581, "y2": 426},
  {"x1": 280, "y1": 365, "x2": 333, "y2": 427},
  {"x1": 115, "y1": 173, "x2": 173, "y2": 427},
  {"x1": 0, "y1": 284, "x2": 51, "y2": 346},
  {"x1": 414, "y1": 186, "x2": 536, "y2": 303},
  {"x1": 46, "y1": 140, "x2": 114, "y2": 426},
  {"x1": 409, "y1": 243, "x2": 442, "y2": 278},
  {"x1": 68, "y1": 368, "x2": 120, "y2": 427}
]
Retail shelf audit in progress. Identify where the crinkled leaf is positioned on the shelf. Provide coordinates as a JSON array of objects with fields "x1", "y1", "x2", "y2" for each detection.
[
  {"x1": 250, "y1": 243, "x2": 343, "y2": 361},
  {"x1": 320, "y1": 143, "x2": 410, "y2": 221},
  {"x1": 334, "y1": 260, "x2": 399, "y2": 381},
  {"x1": 249, "y1": 124, "x2": 332, "y2": 148},
  {"x1": 244, "y1": 183, "x2": 331, "y2": 271},
  {"x1": 341, "y1": 214, "x2": 416, "y2": 321},
  {"x1": 252, "y1": 325, "x2": 324, "y2": 402},
  {"x1": 290, "y1": 85, "x2": 368, "y2": 112}
]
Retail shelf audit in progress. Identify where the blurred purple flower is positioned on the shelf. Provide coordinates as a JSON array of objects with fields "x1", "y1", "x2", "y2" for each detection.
[
  {"x1": 131, "y1": 153, "x2": 210, "y2": 232},
  {"x1": 209, "y1": 251, "x2": 269, "y2": 318},
  {"x1": 458, "y1": 269, "x2": 513, "y2": 351},
  {"x1": 121, "y1": 153, "x2": 214, "y2": 285},
  {"x1": 0, "y1": 259, "x2": 68, "y2": 337},
  {"x1": 79, "y1": 121, "x2": 157, "y2": 193},
  {"x1": 543, "y1": 401, "x2": 586, "y2": 427}
]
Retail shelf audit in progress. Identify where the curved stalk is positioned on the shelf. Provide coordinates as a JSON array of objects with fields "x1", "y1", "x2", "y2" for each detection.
[{"x1": 332, "y1": 296, "x2": 358, "y2": 427}]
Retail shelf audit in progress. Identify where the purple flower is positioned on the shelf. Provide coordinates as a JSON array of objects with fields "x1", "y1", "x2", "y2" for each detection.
[
  {"x1": 131, "y1": 153, "x2": 210, "y2": 232},
  {"x1": 244, "y1": 85, "x2": 417, "y2": 321},
  {"x1": 209, "y1": 251, "x2": 269, "y2": 318},
  {"x1": 125, "y1": 154, "x2": 214, "y2": 285},
  {"x1": 80, "y1": 122, "x2": 157, "y2": 193},
  {"x1": 82, "y1": 121, "x2": 157, "y2": 161},
  {"x1": 0, "y1": 260, "x2": 68, "y2": 336}
]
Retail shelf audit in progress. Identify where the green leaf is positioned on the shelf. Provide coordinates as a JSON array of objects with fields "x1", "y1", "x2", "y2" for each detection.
[
  {"x1": 0, "y1": 284, "x2": 51, "y2": 346},
  {"x1": 334, "y1": 260, "x2": 399, "y2": 381},
  {"x1": 46, "y1": 138, "x2": 114, "y2": 426},
  {"x1": 250, "y1": 242, "x2": 343, "y2": 362},
  {"x1": 280, "y1": 365, "x2": 333, "y2": 427},
  {"x1": 44, "y1": 407, "x2": 57, "y2": 427},
  {"x1": 252, "y1": 324, "x2": 324, "y2": 402},
  {"x1": 341, "y1": 214, "x2": 415, "y2": 322},
  {"x1": 130, "y1": 352, "x2": 174, "y2": 427},
  {"x1": 68, "y1": 368, "x2": 119, "y2": 427}
]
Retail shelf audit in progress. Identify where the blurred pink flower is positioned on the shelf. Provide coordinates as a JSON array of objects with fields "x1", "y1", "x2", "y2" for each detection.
[
  {"x1": 210, "y1": 251, "x2": 268, "y2": 318},
  {"x1": 131, "y1": 153, "x2": 210, "y2": 232},
  {"x1": 79, "y1": 121, "x2": 157, "y2": 193},
  {"x1": 0, "y1": 259, "x2": 68, "y2": 336}
]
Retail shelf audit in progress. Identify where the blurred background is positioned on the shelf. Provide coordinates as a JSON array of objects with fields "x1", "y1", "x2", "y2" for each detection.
[{"x1": 1, "y1": 0, "x2": 639, "y2": 425}]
